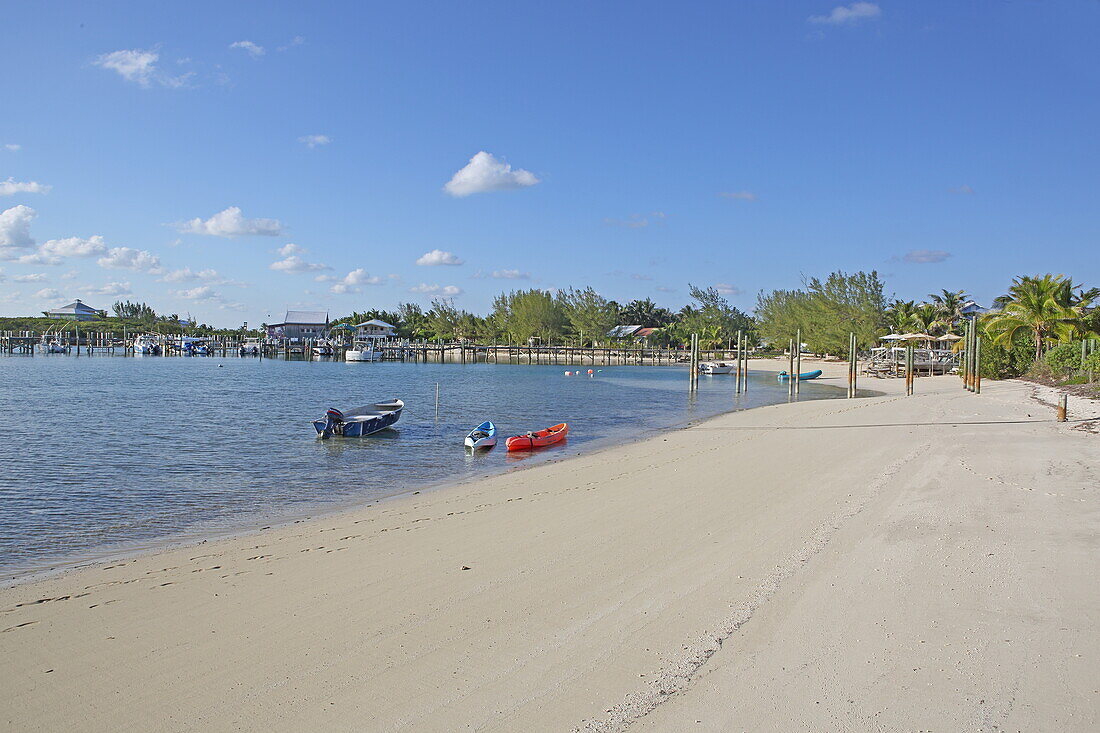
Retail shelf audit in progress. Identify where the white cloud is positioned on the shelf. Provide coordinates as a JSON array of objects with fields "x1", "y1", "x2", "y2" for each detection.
[
  {"x1": 276, "y1": 242, "x2": 304, "y2": 257},
  {"x1": 40, "y1": 235, "x2": 108, "y2": 258},
  {"x1": 97, "y1": 247, "x2": 162, "y2": 273},
  {"x1": 158, "y1": 267, "x2": 241, "y2": 286},
  {"x1": 177, "y1": 206, "x2": 283, "y2": 237},
  {"x1": 0, "y1": 204, "x2": 36, "y2": 254},
  {"x1": 60, "y1": 270, "x2": 78, "y2": 281},
  {"x1": 277, "y1": 36, "x2": 305, "y2": 51},
  {"x1": 655, "y1": 285, "x2": 676, "y2": 293},
  {"x1": 229, "y1": 41, "x2": 265, "y2": 58},
  {"x1": 0, "y1": 178, "x2": 51, "y2": 196},
  {"x1": 270, "y1": 254, "x2": 330, "y2": 273},
  {"x1": 631, "y1": 273, "x2": 653, "y2": 281},
  {"x1": 175, "y1": 285, "x2": 222, "y2": 301},
  {"x1": 714, "y1": 283, "x2": 742, "y2": 296},
  {"x1": 903, "y1": 249, "x2": 952, "y2": 264},
  {"x1": 0, "y1": 267, "x2": 4, "y2": 281},
  {"x1": 949, "y1": 185, "x2": 975, "y2": 195},
  {"x1": 93, "y1": 48, "x2": 193, "y2": 88},
  {"x1": 809, "y1": 2, "x2": 881, "y2": 25},
  {"x1": 719, "y1": 191, "x2": 758, "y2": 202},
  {"x1": 82, "y1": 281, "x2": 132, "y2": 296},
  {"x1": 491, "y1": 269, "x2": 530, "y2": 280},
  {"x1": 35, "y1": 288, "x2": 61, "y2": 301},
  {"x1": 4, "y1": 144, "x2": 20, "y2": 152},
  {"x1": 299, "y1": 134, "x2": 331, "y2": 148},
  {"x1": 94, "y1": 48, "x2": 159, "y2": 85},
  {"x1": 416, "y1": 249, "x2": 464, "y2": 266},
  {"x1": 329, "y1": 268, "x2": 384, "y2": 294},
  {"x1": 409, "y1": 283, "x2": 463, "y2": 296},
  {"x1": 13, "y1": 273, "x2": 47, "y2": 283},
  {"x1": 443, "y1": 151, "x2": 540, "y2": 197}
]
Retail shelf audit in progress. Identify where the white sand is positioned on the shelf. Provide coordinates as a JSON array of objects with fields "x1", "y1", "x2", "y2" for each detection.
[{"x1": 2, "y1": 363, "x2": 1097, "y2": 731}]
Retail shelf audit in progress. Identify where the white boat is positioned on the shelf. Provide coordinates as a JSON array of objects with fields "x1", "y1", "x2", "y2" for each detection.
[
  {"x1": 312, "y1": 343, "x2": 334, "y2": 357},
  {"x1": 40, "y1": 341, "x2": 69, "y2": 354},
  {"x1": 133, "y1": 334, "x2": 161, "y2": 355},
  {"x1": 239, "y1": 337, "x2": 261, "y2": 356},
  {"x1": 346, "y1": 343, "x2": 383, "y2": 362},
  {"x1": 699, "y1": 361, "x2": 735, "y2": 374},
  {"x1": 464, "y1": 421, "x2": 497, "y2": 450}
]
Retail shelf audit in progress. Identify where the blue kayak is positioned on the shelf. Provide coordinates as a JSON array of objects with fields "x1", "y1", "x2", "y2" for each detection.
[{"x1": 777, "y1": 369, "x2": 822, "y2": 382}]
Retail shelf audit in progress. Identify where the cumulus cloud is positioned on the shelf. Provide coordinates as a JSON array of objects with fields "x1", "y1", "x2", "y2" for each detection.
[
  {"x1": 416, "y1": 249, "x2": 464, "y2": 266},
  {"x1": 949, "y1": 185, "x2": 975, "y2": 195},
  {"x1": 98, "y1": 247, "x2": 162, "y2": 273},
  {"x1": 81, "y1": 281, "x2": 132, "y2": 296},
  {"x1": 4, "y1": 144, "x2": 20, "y2": 152},
  {"x1": 0, "y1": 204, "x2": 36, "y2": 256},
  {"x1": 158, "y1": 267, "x2": 242, "y2": 286},
  {"x1": 229, "y1": 41, "x2": 265, "y2": 58},
  {"x1": 35, "y1": 287, "x2": 62, "y2": 301},
  {"x1": 40, "y1": 235, "x2": 108, "y2": 259},
  {"x1": 714, "y1": 283, "x2": 742, "y2": 296},
  {"x1": 299, "y1": 134, "x2": 331, "y2": 148},
  {"x1": 177, "y1": 206, "x2": 283, "y2": 237},
  {"x1": 174, "y1": 285, "x2": 222, "y2": 301},
  {"x1": 93, "y1": 48, "x2": 192, "y2": 88},
  {"x1": 443, "y1": 151, "x2": 539, "y2": 197},
  {"x1": 409, "y1": 283, "x2": 463, "y2": 296},
  {"x1": 491, "y1": 269, "x2": 530, "y2": 280},
  {"x1": 719, "y1": 191, "x2": 758, "y2": 202},
  {"x1": 809, "y1": 2, "x2": 881, "y2": 24},
  {"x1": 329, "y1": 268, "x2": 384, "y2": 294},
  {"x1": 0, "y1": 178, "x2": 51, "y2": 196},
  {"x1": 270, "y1": 254, "x2": 330, "y2": 273},
  {"x1": 13, "y1": 273, "x2": 47, "y2": 283},
  {"x1": 902, "y1": 249, "x2": 952, "y2": 264}
]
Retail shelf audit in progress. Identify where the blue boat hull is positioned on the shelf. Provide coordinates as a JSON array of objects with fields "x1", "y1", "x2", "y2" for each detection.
[
  {"x1": 777, "y1": 369, "x2": 823, "y2": 382},
  {"x1": 313, "y1": 402, "x2": 403, "y2": 438}
]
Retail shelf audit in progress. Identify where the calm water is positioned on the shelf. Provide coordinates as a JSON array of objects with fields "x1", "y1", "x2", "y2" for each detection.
[{"x1": 0, "y1": 354, "x2": 843, "y2": 579}]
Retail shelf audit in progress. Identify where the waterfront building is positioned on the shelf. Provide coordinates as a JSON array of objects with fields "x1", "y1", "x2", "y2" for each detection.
[
  {"x1": 44, "y1": 299, "x2": 101, "y2": 321},
  {"x1": 265, "y1": 310, "x2": 329, "y2": 342}
]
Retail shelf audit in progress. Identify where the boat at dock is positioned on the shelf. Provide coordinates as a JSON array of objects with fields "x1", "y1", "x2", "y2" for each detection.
[
  {"x1": 312, "y1": 399, "x2": 404, "y2": 439},
  {"x1": 133, "y1": 334, "x2": 161, "y2": 355},
  {"x1": 505, "y1": 423, "x2": 568, "y2": 451},
  {"x1": 345, "y1": 342, "x2": 383, "y2": 362},
  {"x1": 699, "y1": 361, "x2": 734, "y2": 374},
  {"x1": 464, "y1": 421, "x2": 497, "y2": 450},
  {"x1": 777, "y1": 369, "x2": 822, "y2": 382}
]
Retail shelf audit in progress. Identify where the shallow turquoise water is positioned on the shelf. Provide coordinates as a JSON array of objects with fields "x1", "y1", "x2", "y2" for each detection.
[{"x1": 0, "y1": 354, "x2": 843, "y2": 578}]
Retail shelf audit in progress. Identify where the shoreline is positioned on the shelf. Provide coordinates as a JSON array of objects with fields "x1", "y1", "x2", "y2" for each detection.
[
  {"x1": 2, "y1": 362, "x2": 1096, "y2": 731},
  {"x1": 1, "y1": 359, "x2": 849, "y2": 589}
]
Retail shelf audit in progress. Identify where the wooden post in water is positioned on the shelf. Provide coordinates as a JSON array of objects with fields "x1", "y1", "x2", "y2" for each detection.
[
  {"x1": 735, "y1": 330, "x2": 743, "y2": 395},
  {"x1": 847, "y1": 332, "x2": 855, "y2": 398},
  {"x1": 787, "y1": 339, "x2": 795, "y2": 397},
  {"x1": 794, "y1": 328, "x2": 802, "y2": 395},
  {"x1": 974, "y1": 333, "x2": 982, "y2": 394}
]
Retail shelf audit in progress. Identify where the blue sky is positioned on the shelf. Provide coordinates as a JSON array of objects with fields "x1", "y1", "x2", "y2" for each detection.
[{"x1": 2, "y1": 1, "x2": 1098, "y2": 325}]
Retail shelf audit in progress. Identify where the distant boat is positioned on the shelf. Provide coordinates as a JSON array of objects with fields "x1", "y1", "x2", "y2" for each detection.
[
  {"x1": 239, "y1": 337, "x2": 260, "y2": 356},
  {"x1": 345, "y1": 343, "x2": 383, "y2": 362},
  {"x1": 505, "y1": 423, "x2": 568, "y2": 451},
  {"x1": 464, "y1": 421, "x2": 497, "y2": 450},
  {"x1": 699, "y1": 361, "x2": 734, "y2": 374},
  {"x1": 312, "y1": 398, "x2": 404, "y2": 439},
  {"x1": 194, "y1": 344, "x2": 211, "y2": 356},
  {"x1": 312, "y1": 343, "x2": 334, "y2": 357},
  {"x1": 777, "y1": 369, "x2": 822, "y2": 382},
  {"x1": 133, "y1": 334, "x2": 161, "y2": 355},
  {"x1": 40, "y1": 341, "x2": 69, "y2": 354}
]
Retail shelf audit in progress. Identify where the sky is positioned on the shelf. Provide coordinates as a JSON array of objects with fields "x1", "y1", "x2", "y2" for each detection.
[{"x1": 1, "y1": 1, "x2": 1098, "y2": 326}]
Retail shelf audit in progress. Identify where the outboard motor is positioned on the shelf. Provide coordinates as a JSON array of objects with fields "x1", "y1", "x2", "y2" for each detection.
[{"x1": 320, "y1": 408, "x2": 344, "y2": 439}]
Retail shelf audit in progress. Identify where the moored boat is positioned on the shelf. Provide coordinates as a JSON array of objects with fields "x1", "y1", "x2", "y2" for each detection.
[
  {"x1": 777, "y1": 369, "x2": 822, "y2": 382},
  {"x1": 345, "y1": 343, "x2": 383, "y2": 362},
  {"x1": 464, "y1": 421, "x2": 497, "y2": 450},
  {"x1": 312, "y1": 398, "x2": 404, "y2": 439},
  {"x1": 133, "y1": 334, "x2": 161, "y2": 355},
  {"x1": 505, "y1": 423, "x2": 568, "y2": 451},
  {"x1": 699, "y1": 361, "x2": 734, "y2": 374}
]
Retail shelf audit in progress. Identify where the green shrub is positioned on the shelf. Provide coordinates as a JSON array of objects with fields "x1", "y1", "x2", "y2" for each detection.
[
  {"x1": 978, "y1": 332, "x2": 1035, "y2": 379},
  {"x1": 1084, "y1": 350, "x2": 1100, "y2": 375},
  {"x1": 1043, "y1": 342, "x2": 1082, "y2": 376}
]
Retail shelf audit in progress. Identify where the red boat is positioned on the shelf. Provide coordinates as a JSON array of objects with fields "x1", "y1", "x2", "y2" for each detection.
[{"x1": 505, "y1": 423, "x2": 569, "y2": 451}]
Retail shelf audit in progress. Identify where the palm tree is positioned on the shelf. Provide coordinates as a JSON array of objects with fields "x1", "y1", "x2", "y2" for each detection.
[
  {"x1": 910, "y1": 303, "x2": 939, "y2": 334},
  {"x1": 985, "y1": 274, "x2": 1096, "y2": 360},
  {"x1": 928, "y1": 289, "x2": 968, "y2": 331},
  {"x1": 884, "y1": 300, "x2": 918, "y2": 333}
]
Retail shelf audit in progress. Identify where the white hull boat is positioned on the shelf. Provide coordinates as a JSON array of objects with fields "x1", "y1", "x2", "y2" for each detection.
[
  {"x1": 346, "y1": 347, "x2": 382, "y2": 362},
  {"x1": 699, "y1": 361, "x2": 735, "y2": 374}
]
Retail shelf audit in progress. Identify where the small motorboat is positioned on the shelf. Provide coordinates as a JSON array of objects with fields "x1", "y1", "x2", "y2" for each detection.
[
  {"x1": 464, "y1": 421, "x2": 497, "y2": 450},
  {"x1": 777, "y1": 369, "x2": 823, "y2": 382},
  {"x1": 505, "y1": 423, "x2": 568, "y2": 451},
  {"x1": 40, "y1": 341, "x2": 69, "y2": 354},
  {"x1": 699, "y1": 361, "x2": 734, "y2": 374},
  {"x1": 133, "y1": 334, "x2": 161, "y2": 355},
  {"x1": 312, "y1": 343, "x2": 334, "y2": 357},
  {"x1": 312, "y1": 398, "x2": 404, "y2": 439},
  {"x1": 345, "y1": 344, "x2": 383, "y2": 362}
]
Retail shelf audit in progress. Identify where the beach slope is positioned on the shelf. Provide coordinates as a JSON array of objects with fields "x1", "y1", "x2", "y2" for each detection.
[{"x1": 2, "y1": 366, "x2": 1097, "y2": 731}]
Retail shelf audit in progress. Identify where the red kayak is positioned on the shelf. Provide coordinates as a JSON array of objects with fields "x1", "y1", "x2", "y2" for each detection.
[{"x1": 505, "y1": 423, "x2": 569, "y2": 451}]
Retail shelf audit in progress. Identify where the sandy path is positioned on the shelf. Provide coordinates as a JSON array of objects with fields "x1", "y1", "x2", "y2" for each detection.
[{"x1": 1, "y1": 363, "x2": 1096, "y2": 731}]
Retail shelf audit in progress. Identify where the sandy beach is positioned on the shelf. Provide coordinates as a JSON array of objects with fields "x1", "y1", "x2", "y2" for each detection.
[{"x1": 2, "y1": 362, "x2": 1097, "y2": 731}]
